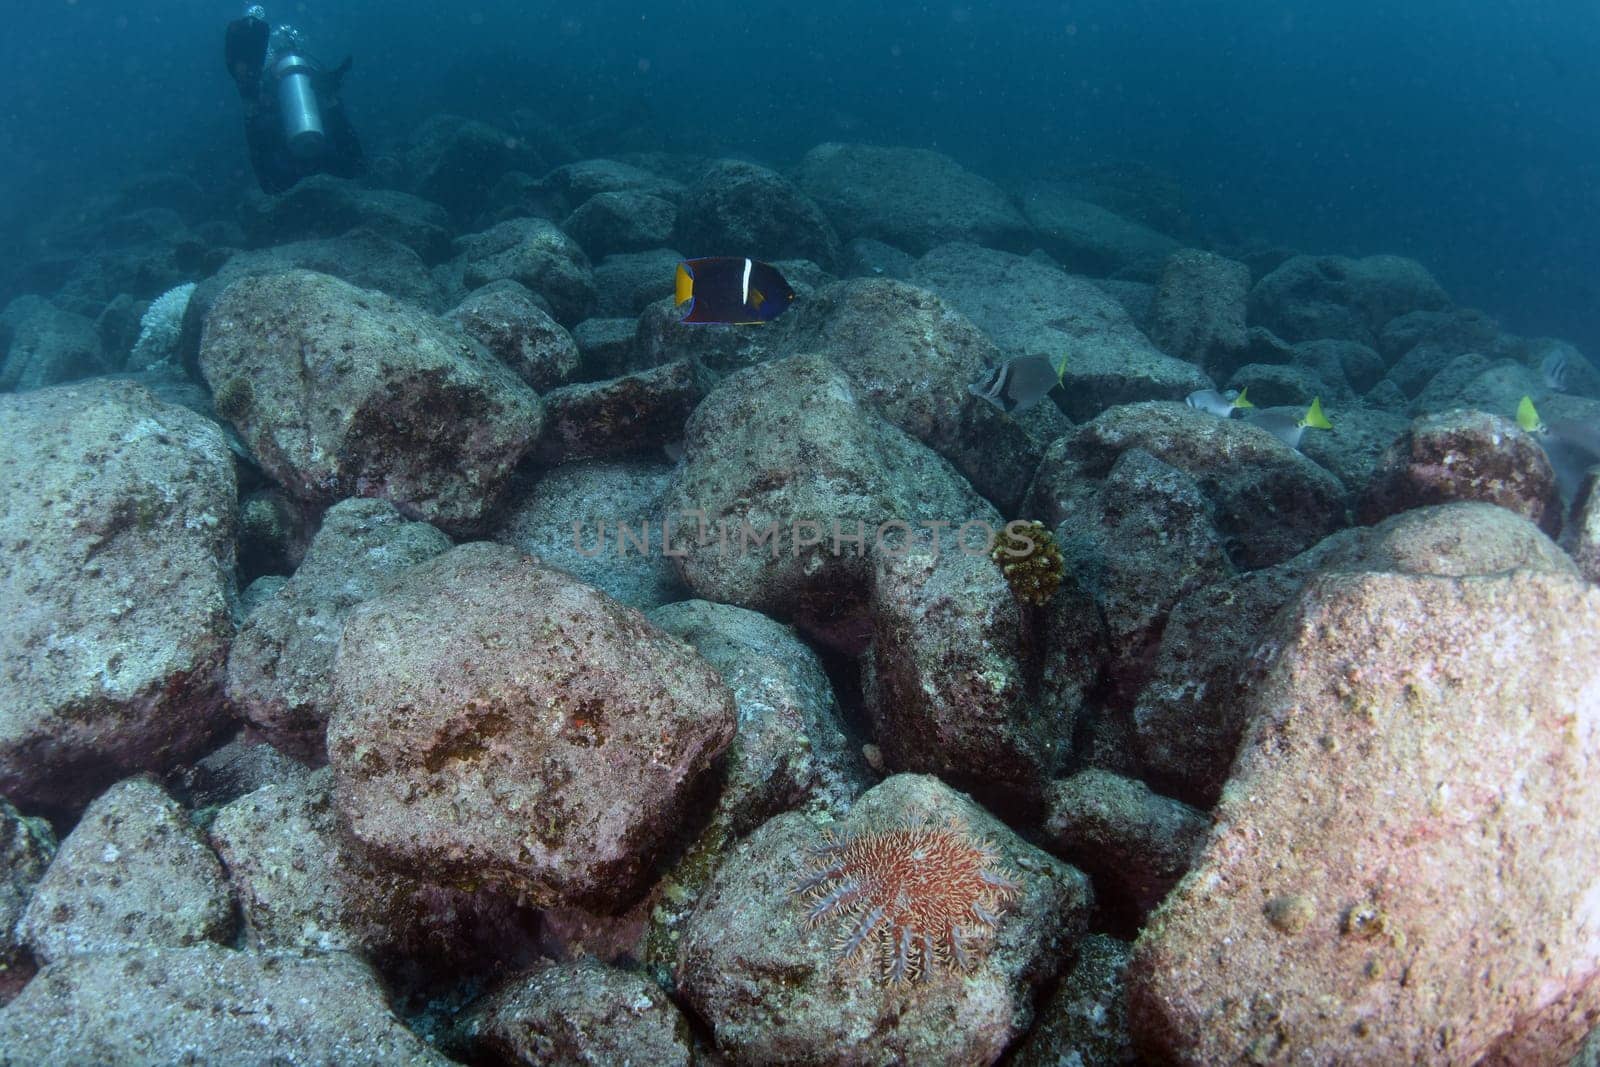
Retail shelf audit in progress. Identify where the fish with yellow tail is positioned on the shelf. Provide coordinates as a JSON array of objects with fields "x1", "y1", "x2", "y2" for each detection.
[
  {"x1": 674, "y1": 256, "x2": 796, "y2": 324},
  {"x1": 1242, "y1": 396, "x2": 1333, "y2": 450},
  {"x1": 1516, "y1": 394, "x2": 1600, "y2": 500},
  {"x1": 1185, "y1": 387, "x2": 1255, "y2": 418},
  {"x1": 968, "y1": 352, "x2": 1068, "y2": 414},
  {"x1": 1516, "y1": 395, "x2": 1547, "y2": 434}
]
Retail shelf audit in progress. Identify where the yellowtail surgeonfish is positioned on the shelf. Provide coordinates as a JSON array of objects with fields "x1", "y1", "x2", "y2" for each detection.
[
  {"x1": 674, "y1": 256, "x2": 796, "y2": 324},
  {"x1": 1185, "y1": 387, "x2": 1255, "y2": 418},
  {"x1": 1518, "y1": 394, "x2": 1600, "y2": 500},
  {"x1": 968, "y1": 353, "x2": 1068, "y2": 414},
  {"x1": 1243, "y1": 396, "x2": 1333, "y2": 450}
]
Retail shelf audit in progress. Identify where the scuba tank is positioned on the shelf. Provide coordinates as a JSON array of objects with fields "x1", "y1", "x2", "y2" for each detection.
[{"x1": 273, "y1": 53, "x2": 325, "y2": 158}]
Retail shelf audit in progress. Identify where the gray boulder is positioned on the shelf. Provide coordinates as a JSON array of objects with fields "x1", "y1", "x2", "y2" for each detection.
[
  {"x1": 563, "y1": 190, "x2": 678, "y2": 258},
  {"x1": 785, "y1": 277, "x2": 1068, "y2": 514},
  {"x1": 1128, "y1": 568, "x2": 1600, "y2": 1065},
  {"x1": 675, "y1": 774, "x2": 1093, "y2": 1066},
  {"x1": 664, "y1": 352, "x2": 998, "y2": 652},
  {"x1": 863, "y1": 542, "x2": 1063, "y2": 808},
  {"x1": 210, "y1": 768, "x2": 541, "y2": 970},
  {"x1": 1026, "y1": 401, "x2": 1348, "y2": 570},
  {"x1": 444, "y1": 279, "x2": 581, "y2": 390},
  {"x1": 0, "y1": 945, "x2": 451, "y2": 1066},
  {"x1": 239, "y1": 175, "x2": 454, "y2": 263},
  {"x1": 1008, "y1": 933, "x2": 1135, "y2": 1067},
  {"x1": 455, "y1": 960, "x2": 693, "y2": 1067},
  {"x1": 1043, "y1": 769, "x2": 1209, "y2": 920},
  {"x1": 0, "y1": 295, "x2": 107, "y2": 392},
  {"x1": 795, "y1": 142, "x2": 1033, "y2": 254},
  {"x1": 676, "y1": 158, "x2": 841, "y2": 270},
  {"x1": 571, "y1": 316, "x2": 640, "y2": 379},
  {"x1": 912, "y1": 243, "x2": 1210, "y2": 421},
  {"x1": 1147, "y1": 249, "x2": 1250, "y2": 369},
  {"x1": 532, "y1": 359, "x2": 705, "y2": 466},
  {"x1": 0, "y1": 380, "x2": 236, "y2": 812},
  {"x1": 19, "y1": 777, "x2": 233, "y2": 962},
  {"x1": 1249, "y1": 253, "x2": 1451, "y2": 347},
  {"x1": 648, "y1": 599, "x2": 863, "y2": 835},
  {"x1": 326, "y1": 543, "x2": 737, "y2": 911},
  {"x1": 199, "y1": 269, "x2": 542, "y2": 535},
  {"x1": 1057, "y1": 448, "x2": 1234, "y2": 703},
  {"x1": 0, "y1": 799, "x2": 55, "y2": 1003},
  {"x1": 226, "y1": 498, "x2": 452, "y2": 761},
  {"x1": 406, "y1": 114, "x2": 541, "y2": 220},
  {"x1": 538, "y1": 158, "x2": 686, "y2": 217},
  {"x1": 455, "y1": 216, "x2": 597, "y2": 325},
  {"x1": 591, "y1": 247, "x2": 684, "y2": 318},
  {"x1": 1019, "y1": 186, "x2": 1182, "y2": 280},
  {"x1": 492, "y1": 459, "x2": 688, "y2": 611}
]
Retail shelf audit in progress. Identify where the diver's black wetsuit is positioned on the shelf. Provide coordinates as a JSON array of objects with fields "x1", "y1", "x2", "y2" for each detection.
[{"x1": 225, "y1": 15, "x2": 364, "y2": 194}]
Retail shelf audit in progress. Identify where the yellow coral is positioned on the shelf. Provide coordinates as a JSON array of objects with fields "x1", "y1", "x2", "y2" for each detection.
[{"x1": 990, "y1": 520, "x2": 1063, "y2": 606}]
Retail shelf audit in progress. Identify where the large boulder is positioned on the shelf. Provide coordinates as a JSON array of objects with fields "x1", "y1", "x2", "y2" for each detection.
[
  {"x1": 491, "y1": 459, "x2": 688, "y2": 612},
  {"x1": 454, "y1": 960, "x2": 693, "y2": 1067},
  {"x1": 1043, "y1": 769, "x2": 1209, "y2": 922},
  {"x1": 647, "y1": 599, "x2": 863, "y2": 834},
  {"x1": 663, "y1": 352, "x2": 998, "y2": 652},
  {"x1": 0, "y1": 800, "x2": 55, "y2": 1003},
  {"x1": 1057, "y1": 447, "x2": 1235, "y2": 703},
  {"x1": 1146, "y1": 249, "x2": 1251, "y2": 370},
  {"x1": 675, "y1": 775, "x2": 1093, "y2": 1066},
  {"x1": 1249, "y1": 254, "x2": 1451, "y2": 347},
  {"x1": 1131, "y1": 502, "x2": 1580, "y2": 806},
  {"x1": 175, "y1": 229, "x2": 449, "y2": 379},
  {"x1": 209, "y1": 768, "x2": 541, "y2": 970},
  {"x1": 1359, "y1": 409, "x2": 1563, "y2": 536},
  {"x1": 562, "y1": 190, "x2": 678, "y2": 258},
  {"x1": 863, "y1": 542, "x2": 1064, "y2": 808},
  {"x1": 199, "y1": 269, "x2": 543, "y2": 536},
  {"x1": 1026, "y1": 401, "x2": 1348, "y2": 570},
  {"x1": 0, "y1": 380, "x2": 236, "y2": 813},
  {"x1": 239, "y1": 175, "x2": 455, "y2": 263},
  {"x1": 784, "y1": 277, "x2": 1068, "y2": 513},
  {"x1": 0, "y1": 295, "x2": 107, "y2": 392},
  {"x1": 532, "y1": 359, "x2": 706, "y2": 466},
  {"x1": 537, "y1": 159, "x2": 685, "y2": 217},
  {"x1": 444, "y1": 279, "x2": 581, "y2": 391},
  {"x1": 226, "y1": 499, "x2": 452, "y2": 761},
  {"x1": 18, "y1": 777, "x2": 233, "y2": 962},
  {"x1": 675, "y1": 159, "x2": 841, "y2": 270},
  {"x1": 1127, "y1": 568, "x2": 1600, "y2": 1065},
  {"x1": 794, "y1": 142, "x2": 1033, "y2": 254},
  {"x1": 326, "y1": 543, "x2": 737, "y2": 911},
  {"x1": 455, "y1": 216, "x2": 597, "y2": 325},
  {"x1": 912, "y1": 244, "x2": 1211, "y2": 421},
  {"x1": 1018, "y1": 186, "x2": 1182, "y2": 280},
  {"x1": 0, "y1": 946, "x2": 450, "y2": 1066},
  {"x1": 406, "y1": 114, "x2": 541, "y2": 221},
  {"x1": 591, "y1": 248, "x2": 683, "y2": 318}
]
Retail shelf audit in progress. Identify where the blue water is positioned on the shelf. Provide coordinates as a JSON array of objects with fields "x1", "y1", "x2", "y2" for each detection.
[{"x1": 2, "y1": 0, "x2": 1597, "y2": 352}]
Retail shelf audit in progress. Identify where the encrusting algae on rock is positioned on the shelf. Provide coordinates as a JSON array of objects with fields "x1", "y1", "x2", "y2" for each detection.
[
  {"x1": 793, "y1": 817, "x2": 1021, "y2": 985},
  {"x1": 990, "y1": 519, "x2": 1064, "y2": 606}
]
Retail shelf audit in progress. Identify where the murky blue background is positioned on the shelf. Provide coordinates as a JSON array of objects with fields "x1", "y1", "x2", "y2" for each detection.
[{"x1": 3, "y1": 1, "x2": 1596, "y2": 352}]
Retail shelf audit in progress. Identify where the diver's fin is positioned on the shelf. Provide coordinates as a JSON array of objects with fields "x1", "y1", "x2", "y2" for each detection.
[{"x1": 225, "y1": 16, "x2": 269, "y2": 97}]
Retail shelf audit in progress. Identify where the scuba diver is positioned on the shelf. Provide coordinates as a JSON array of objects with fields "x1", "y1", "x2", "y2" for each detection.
[{"x1": 225, "y1": 6, "x2": 364, "y2": 194}]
